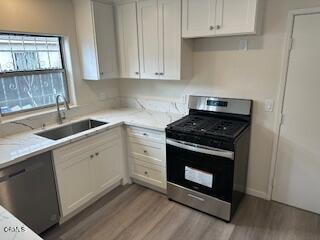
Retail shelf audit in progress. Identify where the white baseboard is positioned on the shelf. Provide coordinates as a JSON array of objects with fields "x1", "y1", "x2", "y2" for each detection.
[{"x1": 246, "y1": 187, "x2": 267, "y2": 199}]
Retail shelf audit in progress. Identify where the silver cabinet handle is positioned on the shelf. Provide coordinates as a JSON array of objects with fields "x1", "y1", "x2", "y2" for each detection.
[
  {"x1": 95, "y1": 152, "x2": 99, "y2": 156},
  {"x1": 90, "y1": 155, "x2": 94, "y2": 159},
  {"x1": 143, "y1": 133, "x2": 148, "y2": 136},
  {"x1": 135, "y1": 72, "x2": 139, "y2": 75},
  {"x1": 100, "y1": 72, "x2": 104, "y2": 75},
  {"x1": 144, "y1": 171, "x2": 148, "y2": 175},
  {"x1": 143, "y1": 150, "x2": 148, "y2": 154},
  {"x1": 159, "y1": 72, "x2": 164, "y2": 76},
  {"x1": 155, "y1": 72, "x2": 159, "y2": 75},
  {"x1": 187, "y1": 194, "x2": 205, "y2": 202},
  {"x1": 216, "y1": 25, "x2": 221, "y2": 30},
  {"x1": 210, "y1": 26, "x2": 215, "y2": 30}
]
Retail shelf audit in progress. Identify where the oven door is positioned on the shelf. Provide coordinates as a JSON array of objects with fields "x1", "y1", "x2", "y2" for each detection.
[{"x1": 166, "y1": 138, "x2": 234, "y2": 203}]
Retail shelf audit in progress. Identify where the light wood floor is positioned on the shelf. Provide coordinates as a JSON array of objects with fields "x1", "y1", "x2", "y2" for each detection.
[{"x1": 43, "y1": 184, "x2": 320, "y2": 240}]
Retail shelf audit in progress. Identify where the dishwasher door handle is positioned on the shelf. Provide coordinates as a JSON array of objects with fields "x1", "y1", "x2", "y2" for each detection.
[
  {"x1": 0, "y1": 162, "x2": 43, "y2": 183},
  {"x1": 9, "y1": 169, "x2": 26, "y2": 178},
  {"x1": 0, "y1": 169, "x2": 26, "y2": 183}
]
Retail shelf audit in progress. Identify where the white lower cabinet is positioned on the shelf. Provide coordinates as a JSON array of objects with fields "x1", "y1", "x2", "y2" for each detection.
[
  {"x1": 53, "y1": 128, "x2": 125, "y2": 218},
  {"x1": 54, "y1": 150, "x2": 95, "y2": 218},
  {"x1": 127, "y1": 126, "x2": 167, "y2": 190},
  {"x1": 91, "y1": 141, "x2": 123, "y2": 195},
  {"x1": 53, "y1": 125, "x2": 167, "y2": 219}
]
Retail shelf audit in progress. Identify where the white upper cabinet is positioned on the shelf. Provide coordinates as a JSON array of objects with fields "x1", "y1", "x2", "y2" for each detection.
[
  {"x1": 93, "y1": 1, "x2": 119, "y2": 79},
  {"x1": 182, "y1": 0, "x2": 261, "y2": 38},
  {"x1": 73, "y1": 0, "x2": 119, "y2": 80},
  {"x1": 115, "y1": 0, "x2": 192, "y2": 80},
  {"x1": 137, "y1": 0, "x2": 159, "y2": 79},
  {"x1": 215, "y1": 0, "x2": 258, "y2": 36},
  {"x1": 158, "y1": 0, "x2": 182, "y2": 80},
  {"x1": 115, "y1": 2, "x2": 140, "y2": 78},
  {"x1": 182, "y1": 0, "x2": 216, "y2": 38}
]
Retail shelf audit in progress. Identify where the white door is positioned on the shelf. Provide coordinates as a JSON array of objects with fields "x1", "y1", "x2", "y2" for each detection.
[
  {"x1": 215, "y1": 0, "x2": 257, "y2": 36},
  {"x1": 182, "y1": 0, "x2": 217, "y2": 38},
  {"x1": 92, "y1": 140, "x2": 123, "y2": 195},
  {"x1": 158, "y1": 0, "x2": 181, "y2": 80},
  {"x1": 137, "y1": 0, "x2": 159, "y2": 79},
  {"x1": 272, "y1": 13, "x2": 320, "y2": 214},
  {"x1": 55, "y1": 153, "x2": 95, "y2": 217},
  {"x1": 93, "y1": 1, "x2": 119, "y2": 79},
  {"x1": 116, "y1": 2, "x2": 140, "y2": 79}
]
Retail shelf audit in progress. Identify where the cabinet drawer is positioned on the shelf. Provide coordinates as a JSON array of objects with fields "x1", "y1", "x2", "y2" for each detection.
[
  {"x1": 131, "y1": 160, "x2": 166, "y2": 189},
  {"x1": 127, "y1": 126, "x2": 165, "y2": 143},
  {"x1": 54, "y1": 127, "x2": 121, "y2": 165},
  {"x1": 128, "y1": 140, "x2": 165, "y2": 167}
]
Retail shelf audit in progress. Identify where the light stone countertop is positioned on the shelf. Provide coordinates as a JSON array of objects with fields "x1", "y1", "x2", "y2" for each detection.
[
  {"x1": 0, "y1": 108, "x2": 184, "y2": 170},
  {"x1": 0, "y1": 206, "x2": 42, "y2": 240},
  {"x1": 0, "y1": 108, "x2": 183, "y2": 240}
]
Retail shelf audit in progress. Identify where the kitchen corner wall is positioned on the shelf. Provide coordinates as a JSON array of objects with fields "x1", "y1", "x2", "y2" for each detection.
[
  {"x1": 0, "y1": 0, "x2": 120, "y2": 116},
  {"x1": 119, "y1": 0, "x2": 320, "y2": 198}
]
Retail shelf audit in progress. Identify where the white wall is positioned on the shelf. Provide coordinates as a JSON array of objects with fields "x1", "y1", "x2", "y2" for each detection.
[
  {"x1": 119, "y1": 0, "x2": 320, "y2": 197},
  {"x1": 0, "y1": 0, "x2": 119, "y2": 109}
]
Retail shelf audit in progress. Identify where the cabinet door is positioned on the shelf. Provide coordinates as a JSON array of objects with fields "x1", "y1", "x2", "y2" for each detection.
[
  {"x1": 137, "y1": 0, "x2": 159, "y2": 79},
  {"x1": 116, "y1": 2, "x2": 140, "y2": 79},
  {"x1": 92, "y1": 1, "x2": 119, "y2": 79},
  {"x1": 73, "y1": 0, "x2": 99, "y2": 80},
  {"x1": 158, "y1": 0, "x2": 181, "y2": 80},
  {"x1": 92, "y1": 140, "x2": 123, "y2": 195},
  {"x1": 215, "y1": 0, "x2": 257, "y2": 36},
  {"x1": 182, "y1": 0, "x2": 217, "y2": 38},
  {"x1": 55, "y1": 153, "x2": 95, "y2": 217}
]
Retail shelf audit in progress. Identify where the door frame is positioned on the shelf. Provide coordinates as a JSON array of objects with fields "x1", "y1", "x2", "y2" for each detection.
[{"x1": 267, "y1": 7, "x2": 320, "y2": 200}]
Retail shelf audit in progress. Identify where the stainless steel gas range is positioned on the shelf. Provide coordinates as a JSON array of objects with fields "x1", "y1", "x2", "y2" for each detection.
[{"x1": 166, "y1": 96, "x2": 252, "y2": 222}]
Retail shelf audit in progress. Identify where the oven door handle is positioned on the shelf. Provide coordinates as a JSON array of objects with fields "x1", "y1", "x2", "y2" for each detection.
[{"x1": 166, "y1": 139, "x2": 234, "y2": 160}]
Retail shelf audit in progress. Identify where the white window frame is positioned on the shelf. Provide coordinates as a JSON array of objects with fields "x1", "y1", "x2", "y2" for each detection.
[{"x1": 0, "y1": 33, "x2": 70, "y2": 116}]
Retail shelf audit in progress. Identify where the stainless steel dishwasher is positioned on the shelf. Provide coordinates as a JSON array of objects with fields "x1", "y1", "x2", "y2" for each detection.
[{"x1": 0, "y1": 151, "x2": 60, "y2": 234}]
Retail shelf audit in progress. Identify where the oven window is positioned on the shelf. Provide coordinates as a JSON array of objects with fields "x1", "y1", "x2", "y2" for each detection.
[
  {"x1": 185, "y1": 166, "x2": 213, "y2": 188},
  {"x1": 166, "y1": 144, "x2": 234, "y2": 202}
]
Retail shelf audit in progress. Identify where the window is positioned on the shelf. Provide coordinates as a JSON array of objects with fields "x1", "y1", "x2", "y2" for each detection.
[{"x1": 0, "y1": 33, "x2": 69, "y2": 115}]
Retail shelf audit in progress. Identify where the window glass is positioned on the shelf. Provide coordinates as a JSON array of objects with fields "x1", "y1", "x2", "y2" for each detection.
[{"x1": 0, "y1": 33, "x2": 68, "y2": 115}]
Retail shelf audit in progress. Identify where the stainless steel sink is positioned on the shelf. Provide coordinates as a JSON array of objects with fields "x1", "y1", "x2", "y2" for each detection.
[{"x1": 36, "y1": 119, "x2": 108, "y2": 140}]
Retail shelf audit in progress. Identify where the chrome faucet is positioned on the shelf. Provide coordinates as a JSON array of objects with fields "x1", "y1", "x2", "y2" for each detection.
[{"x1": 56, "y1": 95, "x2": 70, "y2": 124}]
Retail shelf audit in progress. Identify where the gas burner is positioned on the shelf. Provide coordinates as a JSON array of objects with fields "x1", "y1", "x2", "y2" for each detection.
[{"x1": 167, "y1": 115, "x2": 248, "y2": 139}]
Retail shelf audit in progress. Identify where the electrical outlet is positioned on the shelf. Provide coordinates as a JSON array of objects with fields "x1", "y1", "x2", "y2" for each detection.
[{"x1": 265, "y1": 99, "x2": 274, "y2": 112}]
